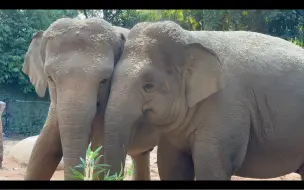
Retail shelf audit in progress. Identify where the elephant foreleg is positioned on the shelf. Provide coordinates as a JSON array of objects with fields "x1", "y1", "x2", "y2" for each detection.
[
  {"x1": 157, "y1": 138, "x2": 195, "y2": 180},
  {"x1": 192, "y1": 141, "x2": 232, "y2": 180},
  {"x1": 25, "y1": 104, "x2": 62, "y2": 180},
  {"x1": 131, "y1": 149, "x2": 151, "y2": 180}
]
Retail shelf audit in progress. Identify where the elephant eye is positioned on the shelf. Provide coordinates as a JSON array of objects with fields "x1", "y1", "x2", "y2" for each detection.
[
  {"x1": 47, "y1": 76, "x2": 54, "y2": 83},
  {"x1": 100, "y1": 79, "x2": 108, "y2": 85},
  {"x1": 143, "y1": 83, "x2": 155, "y2": 93},
  {"x1": 47, "y1": 76, "x2": 56, "y2": 87}
]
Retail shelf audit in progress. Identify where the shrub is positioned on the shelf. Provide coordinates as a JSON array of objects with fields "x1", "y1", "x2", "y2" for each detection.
[{"x1": 70, "y1": 143, "x2": 134, "y2": 180}]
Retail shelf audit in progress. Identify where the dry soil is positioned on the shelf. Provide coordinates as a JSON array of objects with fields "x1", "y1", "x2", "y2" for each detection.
[{"x1": 0, "y1": 139, "x2": 301, "y2": 180}]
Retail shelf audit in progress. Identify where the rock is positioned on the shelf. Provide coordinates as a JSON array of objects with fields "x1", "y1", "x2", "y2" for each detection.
[{"x1": 8, "y1": 135, "x2": 64, "y2": 170}]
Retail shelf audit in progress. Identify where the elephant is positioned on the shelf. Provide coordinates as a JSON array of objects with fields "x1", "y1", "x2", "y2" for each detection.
[
  {"x1": 103, "y1": 20, "x2": 304, "y2": 180},
  {"x1": 0, "y1": 101, "x2": 6, "y2": 168},
  {"x1": 22, "y1": 17, "x2": 151, "y2": 180}
]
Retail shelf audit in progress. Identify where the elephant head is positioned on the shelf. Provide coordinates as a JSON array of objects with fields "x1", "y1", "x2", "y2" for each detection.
[
  {"x1": 22, "y1": 17, "x2": 128, "y2": 179},
  {"x1": 103, "y1": 21, "x2": 223, "y2": 176}
]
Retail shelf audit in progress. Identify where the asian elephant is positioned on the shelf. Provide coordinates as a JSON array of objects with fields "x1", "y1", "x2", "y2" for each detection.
[
  {"x1": 103, "y1": 20, "x2": 304, "y2": 180},
  {"x1": 22, "y1": 17, "x2": 151, "y2": 180}
]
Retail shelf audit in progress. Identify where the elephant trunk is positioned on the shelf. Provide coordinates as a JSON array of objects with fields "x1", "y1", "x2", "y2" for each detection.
[
  {"x1": 57, "y1": 89, "x2": 97, "y2": 180},
  {"x1": 103, "y1": 86, "x2": 141, "y2": 179}
]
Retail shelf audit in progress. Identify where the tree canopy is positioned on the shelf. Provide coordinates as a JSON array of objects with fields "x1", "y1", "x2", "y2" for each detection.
[{"x1": 1, "y1": 9, "x2": 303, "y2": 95}]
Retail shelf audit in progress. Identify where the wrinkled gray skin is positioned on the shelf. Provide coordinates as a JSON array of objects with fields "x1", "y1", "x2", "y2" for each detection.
[
  {"x1": 21, "y1": 17, "x2": 149, "y2": 180},
  {"x1": 104, "y1": 20, "x2": 304, "y2": 180},
  {"x1": 0, "y1": 101, "x2": 5, "y2": 168}
]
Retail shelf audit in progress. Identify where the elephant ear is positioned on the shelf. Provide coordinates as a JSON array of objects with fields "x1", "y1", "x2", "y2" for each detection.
[
  {"x1": 113, "y1": 26, "x2": 129, "y2": 40},
  {"x1": 118, "y1": 32, "x2": 127, "y2": 55},
  {"x1": 22, "y1": 31, "x2": 48, "y2": 97},
  {"x1": 114, "y1": 32, "x2": 128, "y2": 64},
  {"x1": 184, "y1": 43, "x2": 223, "y2": 108}
]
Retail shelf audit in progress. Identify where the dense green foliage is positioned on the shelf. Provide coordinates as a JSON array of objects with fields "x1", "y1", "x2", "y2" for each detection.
[
  {"x1": 0, "y1": 10, "x2": 78, "y2": 94},
  {"x1": 1, "y1": 9, "x2": 303, "y2": 94}
]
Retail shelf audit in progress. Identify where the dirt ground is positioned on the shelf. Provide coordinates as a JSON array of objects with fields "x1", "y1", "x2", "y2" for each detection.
[{"x1": 0, "y1": 139, "x2": 301, "y2": 180}]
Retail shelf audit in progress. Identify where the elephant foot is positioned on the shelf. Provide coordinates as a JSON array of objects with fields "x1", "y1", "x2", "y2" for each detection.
[{"x1": 296, "y1": 165, "x2": 304, "y2": 180}]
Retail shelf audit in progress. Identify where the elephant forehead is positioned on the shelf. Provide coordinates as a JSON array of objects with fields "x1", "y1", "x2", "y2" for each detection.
[
  {"x1": 45, "y1": 51, "x2": 113, "y2": 78},
  {"x1": 128, "y1": 21, "x2": 188, "y2": 45},
  {"x1": 120, "y1": 57, "x2": 151, "y2": 78},
  {"x1": 125, "y1": 35, "x2": 157, "y2": 54},
  {"x1": 44, "y1": 18, "x2": 118, "y2": 47},
  {"x1": 124, "y1": 26, "x2": 189, "y2": 65},
  {"x1": 45, "y1": 17, "x2": 114, "y2": 36}
]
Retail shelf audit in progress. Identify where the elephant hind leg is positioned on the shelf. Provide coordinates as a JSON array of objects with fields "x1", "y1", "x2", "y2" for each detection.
[{"x1": 25, "y1": 105, "x2": 62, "y2": 180}]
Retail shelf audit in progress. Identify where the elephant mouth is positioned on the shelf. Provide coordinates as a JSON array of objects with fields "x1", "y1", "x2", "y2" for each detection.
[
  {"x1": 149, "y1": 119, "x2": 178, "y2": 133},
  {"x1": 142, "y1": 113, "x2": 175, "y2": 129},
  {"x1": 128, "y1": 118, "x2": 141, "y2": 145},
  {"x1": 125, "y1": 118, "x2": 145, "y2": 153}
]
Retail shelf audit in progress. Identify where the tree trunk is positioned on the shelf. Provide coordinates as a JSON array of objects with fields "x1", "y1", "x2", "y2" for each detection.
[
  {"x1": 103, "y1": 10, "x2": 111, "y2": 22},
  {"x1": 83, "y1": 10, "x2": 88, "y2": 18},
  {"x1": 0, "y1": 101, "x2": 6, "y2": 168}
]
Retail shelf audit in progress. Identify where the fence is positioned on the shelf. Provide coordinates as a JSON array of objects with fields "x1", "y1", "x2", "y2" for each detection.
[{"x1": 1, "y1": 99, "x2": 50, "y2": 139}]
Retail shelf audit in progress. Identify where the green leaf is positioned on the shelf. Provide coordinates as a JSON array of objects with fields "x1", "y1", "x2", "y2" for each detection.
[
  {"x1": 92, "y1": 146, "x2": 102, "y2": 157},
  {"x1": 104, "y1": 170, "x2": 112, "y2": 180},
  {"x1": 126, "y1": 160, "x2": 134, "y2": 177},
  {"x1": 86, "y1": 143, "x2": 92, "y2": 156},
  {"x1": 118, "y1": 162, "x2": 124, "y2": 178},
  {"x1": 93, "y1": 164, "x2": 110, "y2": 169},
  {"x1": 92, "y1": 169, "x2": 106, "y2": 179},
  {"x1": 74, "y1": 164, "x2": 85, "y2": 169},
  {"x1": 94, "y1": 155, "x2": 103, "y2": 165},
  {"x1": 12, "y1": 67, "x2": 19, "y2": 72},
  {"x1": 79, "y1": 157, "x2": 86, "y2": 166},
  {"x1": 70, "y1": 167, "x2": 84, "y2": 179}
]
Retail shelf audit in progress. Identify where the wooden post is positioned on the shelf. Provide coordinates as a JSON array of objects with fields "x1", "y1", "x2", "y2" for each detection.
[{"x1": 0, "y1": 101, "x2": 6, "y2": 168}]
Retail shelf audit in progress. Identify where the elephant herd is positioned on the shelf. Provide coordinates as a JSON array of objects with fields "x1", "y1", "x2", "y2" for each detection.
[{"x1": 21, "y1": 17, "x2": 304, "y2": 180}]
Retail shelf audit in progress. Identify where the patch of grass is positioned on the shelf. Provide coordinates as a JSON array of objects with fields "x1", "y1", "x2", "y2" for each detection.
[{"x1": 70, "y1": 143, "x2": 134, "y2": 180}]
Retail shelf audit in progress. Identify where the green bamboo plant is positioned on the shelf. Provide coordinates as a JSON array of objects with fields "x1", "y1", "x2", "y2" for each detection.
[{"x1": 70, "y1": 143, "x2": 134, "y2": 180}]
